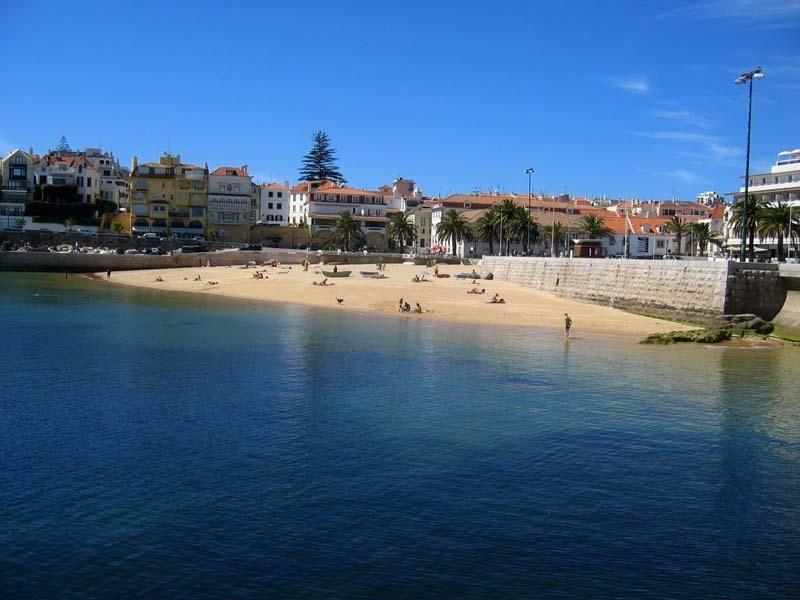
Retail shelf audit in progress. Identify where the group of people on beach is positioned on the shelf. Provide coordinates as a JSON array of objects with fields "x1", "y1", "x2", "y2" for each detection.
[{"x1": 398, "y1": 298, "x2": 423, "y2": 314}]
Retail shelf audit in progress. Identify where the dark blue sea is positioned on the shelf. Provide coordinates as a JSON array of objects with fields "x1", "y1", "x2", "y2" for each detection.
[{"x1": 1, "y1": 273, "x2": 799, "y2": 598}]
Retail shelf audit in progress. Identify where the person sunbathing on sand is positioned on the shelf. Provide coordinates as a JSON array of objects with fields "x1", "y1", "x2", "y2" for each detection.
[
  {"x1": 467, "y1": 287, "x2": 485, "y2": 294},
  {"x1": 156, "y1": 275, "x2": 163, "y2": 282},
  {"x1": 488, "y1": 293, "x2": 505, "y2": 304},
  {"x1": 415, "y1": 303, "x2": 423, "y2": 313},
  {"x1": 412, "y1": 274, "x2": 420, "y2": 282}
]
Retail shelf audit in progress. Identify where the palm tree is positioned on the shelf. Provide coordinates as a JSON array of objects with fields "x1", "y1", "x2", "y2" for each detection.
[
  {"x1": 728, "y1": 195, "x2": 769, "y2": 262},
  {"x1": 331, "y1": 211, "x2": 364, "y2": 251},
  {"x1": 207, "y1": 227, "x2": 218, "y2": 241},
  {"x1": 495, "y1": 199, "x2": 523, "y2": 255},
  {"x1": 387, "y1": 211, "x2": 417, "y2": 251},
  {"x1": 436, "y1": 209, "x2": 473, "y2": 256},
  {"x1": 544, "y1": 221, "x2": 568, "y2": 256},
  {"x1": 690, "y1": 222, "x2": 722, "y2": 256},
  {"x1": 15, "y1": 217, "x2": 25, "y2": 230},
  {"x1": 507, "y1": 205, "x2": 538, "y2": 255},
  {"x1": 756, "y1": 201, "x2": 796, "y2": 262},
  {"x1": 64, "y1": 217, "x2": 76, "y2": 232},
  {"x1": 112, "y1": 221, "x2": 124, "y2": 235},
  {"x1": 663, "y1": 215, "x2": 691, "y2": 255},
  {"x1": 475, "y1": 207, "x2": 500, "y2": 255},
  {"x1": 578, "y1": 214, "x2": 615, "y2": 242}
]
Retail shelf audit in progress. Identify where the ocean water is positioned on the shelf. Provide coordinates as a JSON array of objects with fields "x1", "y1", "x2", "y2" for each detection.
[{"x1": 1, "y1": 273, "x2": 799, "y2": 598}]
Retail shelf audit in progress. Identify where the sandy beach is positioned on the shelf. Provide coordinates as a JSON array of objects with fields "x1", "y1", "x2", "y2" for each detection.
[{"x1": 99, "y1": 261, "x2": 694, "y2": 336}]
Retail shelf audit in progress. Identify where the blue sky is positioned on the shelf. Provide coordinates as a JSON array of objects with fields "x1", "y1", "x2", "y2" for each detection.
[{"x1": 1, "y1": 0, "x2": 798, "y2": 200}]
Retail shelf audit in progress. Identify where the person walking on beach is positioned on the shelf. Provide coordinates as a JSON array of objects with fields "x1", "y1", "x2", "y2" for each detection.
[
  {"x1": 564, "y1": 312, "x2": 572, "y2": 338},
  {"x1": 106, "y1": 268, "x2": 111, "y2": 280}
]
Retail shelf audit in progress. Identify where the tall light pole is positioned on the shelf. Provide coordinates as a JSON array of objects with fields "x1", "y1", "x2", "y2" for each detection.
[
  {"x1": 735, "y1": 66, "x2": 765, "y2": 262},
  {"x1": 525, "y1": 168, "x2": 534, "y2": 255}
]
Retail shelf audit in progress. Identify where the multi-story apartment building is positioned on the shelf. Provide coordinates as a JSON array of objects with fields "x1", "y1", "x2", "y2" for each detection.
[
  {"x1": 207, "y1": 166, "x2": 256, "y2": 242},
  {"x1": 0, "y1": 149, "x2": 35, "y2": 226},
  {"x1": 32, "y1": 146, "x2": 129, "y2": 209},
  {"x1": 259, "y1": 182, "x2": 290, "y2": 224},
  {"x1": 406, "y1": 203, "x2": 433, "y2": 251},
  {"x1": 129, "y1": 153, "x2": 208, "y2": 237},
  {"x1": 290, "y1": 180, "x2": 389, "y2": 236},
  {"x1": 725, "y1": 147, "x2": 800, "y2": 259}
]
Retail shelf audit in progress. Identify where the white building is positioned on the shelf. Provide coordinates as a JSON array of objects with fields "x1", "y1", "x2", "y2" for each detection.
[
  {"x1": 259, "y1": 182, "x2": 290, "y2": 224},
  {"x1": 34, "y1": 151, "x2": 101, "y2": 204},
  {"x1": 208, "y1": 165, "x2": 257, "y2": 242},
  {"x1": 696, "y1": 191, "x2": 725, "y2": 206},
  {"x1": 290, "y1": 180, "x2": 388, "y2": 236},
  {"x1": 379, "y1": 177, "x2": 423, "y2": 211},
  {"x1": 725, "y1": 147, "x2": 800, "y2": 260}
]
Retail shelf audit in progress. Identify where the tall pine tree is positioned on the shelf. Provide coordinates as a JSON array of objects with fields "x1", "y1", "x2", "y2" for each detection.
[{"x1": 299, "y1": 131, "x2": 346, "y2": 183}]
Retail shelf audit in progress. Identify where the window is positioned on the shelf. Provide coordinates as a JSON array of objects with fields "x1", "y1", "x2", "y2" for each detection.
[
  {"x1": 12, "y1": 155, "x2": 25, "y2": 164},
  {"x1": 10, "y1": 167, "x2": 25, "y2": 177},
  {"x1": 277, "y1": 203, "x2": 281, "y2": 210},
  {"x1": 656, "y1": 240, "x2": 665, "y2": 249},
  {"x1": 268, "y1": 191, "x2": 274, "y2": 198},
  {"x1": 268, "y1": 202, "x2": 273, "y2": 209},
  {"x1": 277, "y1": 192, "x2": 282, "y2": 198}
]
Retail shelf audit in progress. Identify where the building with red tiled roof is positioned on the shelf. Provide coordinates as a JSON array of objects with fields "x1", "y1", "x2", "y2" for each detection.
[
  {"x1": 208, "y1": 164, "x2": 257, "y2": 242},
  {"x1": 289, "y1": 180, "x2": 390, "y2": 240}
]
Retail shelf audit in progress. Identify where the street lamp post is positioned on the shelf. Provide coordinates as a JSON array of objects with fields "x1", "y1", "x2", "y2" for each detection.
[
  {"x1": 735, "y1": 66, "x2": 765, "y2": 262},
  {"x1": 525, "y1": 168, "x2": 534, "y2": 255}
]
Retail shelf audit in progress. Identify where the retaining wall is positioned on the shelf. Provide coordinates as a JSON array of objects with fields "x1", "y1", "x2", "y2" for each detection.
[
  {"x1": 0, "y1": 249, "x2": 413, "y2": 273},
  {"x1": 481, "y1": 257, "x2": 786, "y2": 325}
]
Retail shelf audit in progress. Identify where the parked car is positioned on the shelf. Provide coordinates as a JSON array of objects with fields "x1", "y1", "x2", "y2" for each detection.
[
  {"x1": 124, "y1": 248, "x2": 138, "y2": 255},
  {"x1": 239, "y1": 243, "x2": 262, "y2": 252},
  {"x1": 663, "y1": 255, "x2": 679, "y2": 260},
  {"x1": 191, "y1": 236, "x2": 206, "y2": 242},
  {"x1": 147, "y1": 247, "x2": 161, "y2": 255},
  {"x1": 141, "y1": 232, "x2": 158, "y2": 239}
]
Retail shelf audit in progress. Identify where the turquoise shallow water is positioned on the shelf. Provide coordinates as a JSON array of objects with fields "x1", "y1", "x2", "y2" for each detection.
[{"x1": 1, "y1": 273, "x2": 799, "y2": 598}]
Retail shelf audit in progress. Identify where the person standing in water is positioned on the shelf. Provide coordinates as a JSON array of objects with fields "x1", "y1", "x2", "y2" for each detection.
[{"x1": 564, "y1": 312, "x2": 572, "y2": 338}]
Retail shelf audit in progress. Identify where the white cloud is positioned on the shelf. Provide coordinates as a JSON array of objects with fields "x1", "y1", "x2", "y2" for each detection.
[
  {"x1": 636, "y1": 167, "x2": 707, "y2": 187},
  {"x1": 668, "y1": 169, "x2": 701, "y2": 184},
  {"x1": 660, "y1": 0, "x2": 800, "y2": 21},
  {"x1": 653, "y1": 109, "x2": 712, "y2": 129},
  {"x1": 632, "y1": 130, "x2": 743, "y2": 164},
  {"x1": 613, "y1": 79, "x2": 651, "y2": 94}
]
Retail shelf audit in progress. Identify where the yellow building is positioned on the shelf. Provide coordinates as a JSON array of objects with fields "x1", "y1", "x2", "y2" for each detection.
[{"x1": 129, "y1": 153, "x2": 208, "y2": 237}]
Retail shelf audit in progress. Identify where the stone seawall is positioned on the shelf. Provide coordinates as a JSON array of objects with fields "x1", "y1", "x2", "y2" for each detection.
[
  {"x1": 0, "y1": 250, "x2": 409, "y2": 273},
  {"x1": 480, "y1": 257, "x2": 786, "y2": 325}
]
